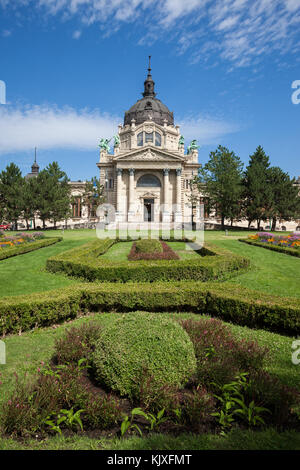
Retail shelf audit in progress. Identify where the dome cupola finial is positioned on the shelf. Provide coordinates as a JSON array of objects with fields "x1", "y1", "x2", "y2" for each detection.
[{"x1": 143, "y1": 55, "x2": 156, "y2": 98}]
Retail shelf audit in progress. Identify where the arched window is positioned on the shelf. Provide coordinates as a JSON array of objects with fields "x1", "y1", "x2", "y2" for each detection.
[
  {"x1": 145, "y1": 132, "x2": 153, "y2": 143},
  {"x1": 155, "y1": 132, "x2": 161, "y2": 146},
  {"x1": 137, "y1": 132, "x2": 143, "y2": 146},
  {"x1": 137, "y1": 174, "x2": 161, "y2": 187}
]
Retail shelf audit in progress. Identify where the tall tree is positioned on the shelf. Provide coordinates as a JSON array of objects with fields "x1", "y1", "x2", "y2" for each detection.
[
  {"x1": 197, "y1": 145, "x2": 244, "y2": 229},
  {"x1": 82, "y1": 176, "x2": 105, "y2": 221},
  {"x1": 243, "y1": 146, "x2": 273, "y2": 229},
  {"x1": 267, "y1": 167, "x2": 300, "y2": 230},
  {"x1": 0, "y1": 163, "x2": 24, "y2": 228},
  {"x1": 36, "y1": 162, "x2": 71, "y2": 229}
]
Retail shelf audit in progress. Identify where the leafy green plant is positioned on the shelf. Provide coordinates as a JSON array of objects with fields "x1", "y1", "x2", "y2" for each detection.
[
  {"x1": 44, "y1": 408, "x2": 84, "y2": 435},
  {"x1": 120, "y1": 408, "x2": 144, "y2": 437},
  {"x1": 120, "y1": 407, "x2": 167, "y2": 437},
  {"x1": 211, "y1": 372, "x2": 270, "y2": 431},
  {"x1": 232, "y1": 398, "x2": 270, "y2": 426}
]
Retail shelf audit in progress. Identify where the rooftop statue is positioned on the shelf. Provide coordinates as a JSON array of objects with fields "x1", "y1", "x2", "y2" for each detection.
[
  {"x1": 179, "y1": 135, "x2": 185, "y2": 146},
  {"x1": 113, "y1": 135, "x2": 120, "y2": 147},
  {"x1": 187, "y1": 139, "x2": 199, "y2": 155},
  {"x1": 99, "y1": 138, "x2": 111, "y2": 153}
]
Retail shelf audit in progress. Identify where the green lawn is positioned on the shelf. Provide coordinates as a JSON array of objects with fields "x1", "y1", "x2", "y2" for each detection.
[
  {"x1": 1, "y1": 429, "x2": 300, "y2": 450},
  {"x1": 0, "y1": 230, "x2": 96, "y2": 297},
  {"x1": 204, "y1": 231, "x2": 300, "y2": 298},
  {"x1": 1, "y1": 229, "x2": 299, "y2": 298}
]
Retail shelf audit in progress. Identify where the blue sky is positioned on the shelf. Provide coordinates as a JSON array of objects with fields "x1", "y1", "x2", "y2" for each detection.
[{"x1": 0, "y1": 0, "x2": 300, "y2": 181}]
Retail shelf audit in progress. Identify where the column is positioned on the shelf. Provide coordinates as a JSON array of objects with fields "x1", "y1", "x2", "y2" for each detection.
[
  {"x1": 128, "y1": 168, "x2": 135, "y2": 222},
  {"x1": 116, "y1": 168, "x2": 123, "y2": 221},
  {"x1": 175, "y1": 168, "x2": 182, "y2": 223},
  {"x1": 162, "y1": 168, "x2": 170, "y2": 222}
]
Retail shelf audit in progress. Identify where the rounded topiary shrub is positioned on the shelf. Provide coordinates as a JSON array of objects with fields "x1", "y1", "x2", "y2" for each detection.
[{"x1": 92, "y1": 313, "x2": 197, "y2": 399}]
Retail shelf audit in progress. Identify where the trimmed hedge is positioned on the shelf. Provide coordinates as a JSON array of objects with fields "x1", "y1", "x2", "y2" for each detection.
[
  {"x1": 239, "y1": 238, "x2": 300, "y2": 258},
  {"x1": 0, "y1": 237, "x2": 62, "y2": 260},
  {"x1": 46, "y1": 239, "x2": 250, "y2": 283},
  {"x1": 1, "y1": 280, "x2": 300, "y2": 336},
  {"x1": 92, "y1": 312, "x2": 196, "y2": 399}
]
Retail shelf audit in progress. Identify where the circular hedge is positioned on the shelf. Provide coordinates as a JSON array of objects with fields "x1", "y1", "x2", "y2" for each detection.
[{"x1": 92, "y1": 312, "x2": 197, "y2": 399}]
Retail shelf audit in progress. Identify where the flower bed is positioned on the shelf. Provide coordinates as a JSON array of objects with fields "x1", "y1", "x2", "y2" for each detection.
[
  {"x1": 0, "y1": 236, "x2": 62, "y2": 261},
  {"x1": 0, "y1": 232, "x2": 45, "y2": 249},
  {"x1": 1, "y1": 314, "x2": 298, "y2": 439},
  {"x1": 128, "y1": 241, "x2": 180, "y2": 260},
  {"x1": 240, "y1": 232, "x2": 300, "y2": 257}
]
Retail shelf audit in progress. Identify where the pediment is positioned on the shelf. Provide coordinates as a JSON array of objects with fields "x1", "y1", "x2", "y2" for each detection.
[
  {"x1": 114, "y1": 147, "x2": 184, "y2": 162},
  {"x1": 138, "y1": 191, "x2": 159, "y2": 199}
]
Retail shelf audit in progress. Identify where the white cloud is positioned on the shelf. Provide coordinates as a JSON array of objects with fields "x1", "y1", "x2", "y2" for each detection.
[
  {"x1": 1, "y1": 0, "x2": 300, "y2": 68},
  {"x1": 0, "y1": 105, "x2": 119, "y2": 154},
  {"x1": 179, "y1": 115, "x2": 240, "y2": 145},
  {"x1": 0, "y1": 104, "x2": 239, "y2": 155},
  {"x1": 72, "y1": 29, "x2": 81, "y2": 39},
  {"x1": 2, "y1": 29, "x2": 12, "y2": 37}
]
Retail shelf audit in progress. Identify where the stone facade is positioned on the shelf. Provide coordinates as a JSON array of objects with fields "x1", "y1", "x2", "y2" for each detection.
[{"x1": 97, "y1": 120, "x2": 200, "y2": 224}]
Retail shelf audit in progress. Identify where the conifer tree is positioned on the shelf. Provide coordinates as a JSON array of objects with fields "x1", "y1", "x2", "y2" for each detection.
[
  {"x1": 197, "y1": 145, "x2": 244, "y2": 229},
  {"x1": 0, "y1": 163, "x2": 24, "y2": 228},
  {"x1": 243, "y1": 146, "x2": 272, "y2": 229}
]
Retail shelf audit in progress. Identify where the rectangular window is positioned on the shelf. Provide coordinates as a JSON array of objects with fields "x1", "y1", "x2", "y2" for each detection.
[
  {"x1": 137, "y1": 132, "x2": 143, "y2": 146},
  {"x1": 72, "y1": 197, "x2": 81, "y2": 218},
  {"x1": 105, "y1": 178, "x2": 114, "y2": 190},
  {"x1": 89, "y1": 204, "x2": 96, "y2": 218},
  {"x1": 155, "y1": 132, "x2": 161, "y2": 146}
]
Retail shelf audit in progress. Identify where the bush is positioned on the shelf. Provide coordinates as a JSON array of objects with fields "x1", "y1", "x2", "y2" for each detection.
[
  {"x1": 1, "y1": 363, "x2": 121, "y2": 437},
  {"x1": 245, "y1": 370, "x2": 300, "y2": 426},
  {"x1": 92, "y1": 312, "x2": 197, "y2": 400},
  {"x1": 135, "y1": 239, "x2": 163, "y2": 254},
  {"x1": 180, "y1": 317, "x2": 268, "y2": 386},
  {"x1": 53, "y1": 321, "x2": 102, "y2": 365},
  {"x1": 178, "y1": 386, "x2": 216, "y2": 430}
]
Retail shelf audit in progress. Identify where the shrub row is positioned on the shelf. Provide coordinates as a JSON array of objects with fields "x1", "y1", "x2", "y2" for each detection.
[
  {"x1": 46, "y1": 240, "x2": 249, "y2": 283},
  {"x1": 239, "y1": 238, "x2": 300, "y2": 258},
  {"x1": 0, "y1": 237, "x2": 62, "y2": 261},
  {"x1": 128, "y1": 241, "x2": 179, "y2": 260},
  {"x1": 1, "y1": 280, "x2": 300, "y2": 336}
]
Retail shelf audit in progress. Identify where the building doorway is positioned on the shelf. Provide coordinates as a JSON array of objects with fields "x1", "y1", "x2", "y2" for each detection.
[{"x1": 144, "y1": 199, "x2": 154, "y2": 222}]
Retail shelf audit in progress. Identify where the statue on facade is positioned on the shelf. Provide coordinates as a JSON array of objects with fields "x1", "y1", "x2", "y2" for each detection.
[
  {"x1": 113, "y1": 135, "x2": 120, "y2": 147},
  {"x1": 178, "y1": 135, "x2": 185, "y2": 147},
  {"x1": 187, "y1": 139, "x2": 199, "y2": 154},
  {"x1": 99, "y1": 138, "x2": 111, "y2": 153}
]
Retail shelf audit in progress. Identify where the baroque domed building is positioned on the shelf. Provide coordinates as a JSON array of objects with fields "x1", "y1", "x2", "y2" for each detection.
[{"x1": 97, "y1": 59, "x2": 201, "y2": 224}]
